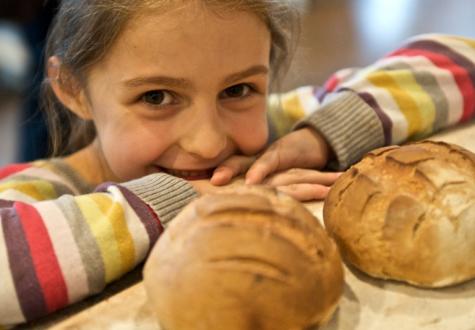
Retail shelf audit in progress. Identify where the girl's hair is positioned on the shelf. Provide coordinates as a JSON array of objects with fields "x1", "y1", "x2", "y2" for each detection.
[{"x1": 42, "y1": 0, "x2": 299, "y2": 156}]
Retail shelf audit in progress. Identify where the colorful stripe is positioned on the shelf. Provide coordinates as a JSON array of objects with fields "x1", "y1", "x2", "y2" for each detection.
[
  {"x1": 367, "y1": 70, "x2": 424, "y2": 138},
  {"x1": 0, "y1": 181, "x2": 47, "y2": 201},
  {"x1": 55, "y1": 195, "x2": 106, "y2": 294},
  {"x1": 108, "y1": 186, "x2": 151, "y2": 264},
  {"x1": 0, "y1": 164, "x2": 31, "y2": 180},
  {"x1": 114, "y1": 185, "x2": 163, "y2": 245},
  {"x1": 1, "y1": 206, "x2": 47, "y2": 321},
  {"x1": 387, "y1": 62, "x2": 449, "y2": 132},
  {"x1": 14, "y1": 202, "x2": 68, "y2": 313},
  {"x1": 75, "y1": 194, "x2": 123, "y2": 283},
  {"x1": 357, "y1": 92, "x2": 393, "y2": 144},
  {"x1": 93, "y1": 194, "x2": 136, "y2": 274},
  {"x1": 391, "y1": 42, "x2": 475, "y2": 121},
  {"x1": 36, "y1": 201, "x2": 89, "y2": 303},
  {"x1": 323, "y1": 73, "x2": 341, "y2": 93},
  {"x1": 0, "y1": 212, "x2": 26, "y2": 325}
]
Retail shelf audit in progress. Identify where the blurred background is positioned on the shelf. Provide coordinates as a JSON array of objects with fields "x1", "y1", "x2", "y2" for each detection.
[{"x1": 0, "y1": 0, "x2": 474, "y2": 166}]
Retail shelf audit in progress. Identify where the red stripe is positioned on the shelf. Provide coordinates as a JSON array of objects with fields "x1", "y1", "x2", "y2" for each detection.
[
  {"x1": 0, "y1": 163, "x2": 31, "y2": 180},
  {"x1": 15, "y1": 201, "x2": 69, "y2": 312},
  {"x1": 324, "y1": 74, "x2": 340, "y2": 93},
  {"x1": 389, "y1": 48, "x2": 475, "y2": 122}
]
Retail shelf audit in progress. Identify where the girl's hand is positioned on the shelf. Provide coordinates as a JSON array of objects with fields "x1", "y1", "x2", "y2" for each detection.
[
  {"x1": 210, "y1": 155, "x2": 256, "y2": 186},
  {"x1": 262, "y1": 168, "x2": 340, "y2": 201},
  {"x1": 194, "y1": 168, "x2": 340, "y2": 201},
  {"x1": 210, "y1": 127, "x2": 332, "y2": 187},
  {"x1": 189, "y1": 177, "x2": 245, "y2": 196},
  {"x1": 245, "y1": 127, "x2": 332, "y2": 185}
]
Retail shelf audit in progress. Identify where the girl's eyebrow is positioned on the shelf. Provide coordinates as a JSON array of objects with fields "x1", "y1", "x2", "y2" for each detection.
[
  {"x1": 122, "y1": 65, "x2": 269, "y2": 89},
  {"x1": 223, "y1": 65, "x2": 269, "y2": 85},
  {"x1": 123, "y1": 76, "x2": 193, "y2": 89}
]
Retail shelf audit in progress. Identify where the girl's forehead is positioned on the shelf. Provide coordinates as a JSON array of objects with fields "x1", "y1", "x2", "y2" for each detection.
[
  {"x1": 92, "y1": 4, "x2": 271, "y2": 81},
  {"x1": 85, "y1": 4, "x2": 271, "y2": 86}
]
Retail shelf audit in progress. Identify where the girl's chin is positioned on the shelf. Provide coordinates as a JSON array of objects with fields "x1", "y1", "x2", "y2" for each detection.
[{"x1": 154, "y1": 166, "x2": 215, "y2": 181}]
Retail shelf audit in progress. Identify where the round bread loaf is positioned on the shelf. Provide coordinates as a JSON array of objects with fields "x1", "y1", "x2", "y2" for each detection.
[
  {"x1": 324, "y1": 141, "x2": 475, "y2": 288},
  {"x1": 144, "y1": 186, "x2": 343, "y2": 330}
]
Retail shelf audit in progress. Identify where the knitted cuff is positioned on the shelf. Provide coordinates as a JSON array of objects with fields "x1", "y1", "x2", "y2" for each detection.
[
  {"x1": 294, "y1": 91, "x2": 385, "y2": 170},
  {"x1": 122, "y1": 173, "x2": 198, "y2": 226}
]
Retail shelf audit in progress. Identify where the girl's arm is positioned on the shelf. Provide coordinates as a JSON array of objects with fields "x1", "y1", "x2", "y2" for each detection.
[
  {"x1": 263, "y1": 34, "x2": 475, "y2": 172},
  {"x1": 0, "y1": 163, "x2": 197, "y2": 327}
]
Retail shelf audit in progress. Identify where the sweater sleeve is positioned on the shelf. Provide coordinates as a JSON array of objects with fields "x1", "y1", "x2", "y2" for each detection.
[
  {"x1": 269, "y1": 34, "x2": 475, "y2": 170},
  {"x1": 0, "y1": 164, "x2": 197, "y2": 327}
]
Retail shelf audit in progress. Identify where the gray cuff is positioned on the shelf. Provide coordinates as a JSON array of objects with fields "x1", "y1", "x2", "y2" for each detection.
[
  {"x1": 122, "y1": 173, "x2": 198, "y2": 226},
  {"x1": 294, "y1": 91, "x2": 385, "y2": 170}
]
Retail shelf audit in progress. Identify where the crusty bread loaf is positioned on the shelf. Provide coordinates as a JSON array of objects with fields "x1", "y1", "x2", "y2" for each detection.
[
  {"x1": 144, "y1": 186, "x2": 343, "y2": 330},
  {"x1": 324, "y1": 141, "x2": 475, "y2": 288}
]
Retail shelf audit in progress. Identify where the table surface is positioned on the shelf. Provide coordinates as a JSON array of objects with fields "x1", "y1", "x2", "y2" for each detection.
[{"x1": 24, "y1": 122, "x2": 475, "y2": 330}]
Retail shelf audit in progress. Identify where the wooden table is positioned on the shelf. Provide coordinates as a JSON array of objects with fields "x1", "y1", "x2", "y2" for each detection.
[{"x1": 25, "y1": 122, "x2": 475, "y2": 330}]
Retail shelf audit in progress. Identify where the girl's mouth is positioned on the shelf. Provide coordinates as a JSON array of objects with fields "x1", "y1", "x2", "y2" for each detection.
[{"x1": 157, "y1": 166, "x2": 215, "y2": 180}]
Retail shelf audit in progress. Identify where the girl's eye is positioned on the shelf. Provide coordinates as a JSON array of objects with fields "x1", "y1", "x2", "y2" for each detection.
[
  {"x1": 142, "y1": 90, "x2": 175, "y2": 106},
  {"x1": 220, "y1": 84, "x2": 252, "y2": 99}
]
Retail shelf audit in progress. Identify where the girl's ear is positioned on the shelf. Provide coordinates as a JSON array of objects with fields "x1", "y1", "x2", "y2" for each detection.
[{"x1": 47, "y1": 56, "x2": 93, "y2": 120}]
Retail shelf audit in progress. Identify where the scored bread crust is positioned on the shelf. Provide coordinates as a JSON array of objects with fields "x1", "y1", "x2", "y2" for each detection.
[
  {"x1": 144, "y1": 186, "x2": 344, "y2": 330},
  {"x1": 324, "y1": 141, "x2": 475, "y2": 288}
]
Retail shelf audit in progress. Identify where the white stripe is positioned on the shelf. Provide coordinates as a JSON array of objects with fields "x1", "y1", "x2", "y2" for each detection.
[
  {"x1": 36, "y1": 201, "x2": 89, "y2": 303},
  {"x1": 108, "y1": 186, "x2": 150, "y2": 264},
  {"x1": 296, "y1": 86, "x2": 320, "y2": 115},
  {"x1": 0, "y1": 189, "x2": 37, "y2": 203},
  {"x1": 0, "y1": 218, "x2": 26, "y2": 325},
  {"x1": 411, "y1": 34, "x2": 475, "y2": 125},
  {"x1": 339, "y1": 78, "x2": 409, "y2": 144}
]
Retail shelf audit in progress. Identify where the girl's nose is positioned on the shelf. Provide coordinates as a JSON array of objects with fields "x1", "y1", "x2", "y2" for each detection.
[{"x1": 179, "y1": 109, "x2": 228, "y2": 160}]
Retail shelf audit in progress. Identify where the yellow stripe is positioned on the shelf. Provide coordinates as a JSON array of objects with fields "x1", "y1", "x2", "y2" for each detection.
[
  {"x1": 75, "y1": 194, "x2": 122, "y2": 283},
  {"x1": 453, "y1": 36, "x2": 475, "y2": 49},
  {"x1": 281, "y1": 91, "x2": 306, "y2": 122},
  {"x1": 93, "y1": 194, "x2": 136, "y2": 273},
  {"x1": 0, "y1": 181, "x2": 45, "y2": 201},
  {"x1": 32, "y1": 180, "x2": 58, "y2": 200},
  {"x1": 390, "y1": 70, "x2": 436, "y2": 137},
  {"x1": 267, "y1": 96, "x2": 292, "y2": 137},
  {"x1": 368, "y1": 71, "x2": 432, "y2": 138}
]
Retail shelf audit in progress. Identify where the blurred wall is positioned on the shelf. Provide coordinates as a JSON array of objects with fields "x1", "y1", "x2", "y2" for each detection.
[{"x1": 283, "y1": 0, "x2": 475, "y2": 90}]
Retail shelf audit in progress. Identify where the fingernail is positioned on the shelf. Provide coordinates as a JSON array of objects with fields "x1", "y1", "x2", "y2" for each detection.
[{"x1": 210, "y1": 173, "x2": 221, "y2": 185}]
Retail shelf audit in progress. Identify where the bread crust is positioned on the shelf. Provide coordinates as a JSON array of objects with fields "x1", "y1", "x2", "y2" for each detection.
[
  {"x1": 144, "y1": 186, "x2": 344, "y2": 330},
  {"x1": 324, "y1": 141, "x2": 475, "y2": 288}
]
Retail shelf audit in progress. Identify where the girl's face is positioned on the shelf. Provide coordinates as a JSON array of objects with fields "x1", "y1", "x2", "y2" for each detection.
[{"x1": 83, "y1": 3, "x2": 271, "y2": 181}]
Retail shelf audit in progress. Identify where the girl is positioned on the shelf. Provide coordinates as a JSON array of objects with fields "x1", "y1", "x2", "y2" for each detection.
[{"x1": 0, "y1": 0, "x2": 474, "y2": 327}]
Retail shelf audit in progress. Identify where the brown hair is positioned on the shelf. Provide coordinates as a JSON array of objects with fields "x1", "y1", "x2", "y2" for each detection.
[{"x1": 42, "y1": 0, "x2": 299, "y2": 156}]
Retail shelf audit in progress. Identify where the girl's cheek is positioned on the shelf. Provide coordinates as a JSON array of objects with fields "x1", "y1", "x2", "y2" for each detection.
[{"x1": 236, "y1": 122, "x2": 269, "y2": 155}]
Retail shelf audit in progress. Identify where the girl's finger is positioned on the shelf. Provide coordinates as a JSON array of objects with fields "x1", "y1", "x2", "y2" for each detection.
[
  {"x1": 264, "y1": 169, "x2": 342, "y2": 187},
  {"x1": 211, "y1": 156, "x2": 255, "y2": 186},
  {"x1": 245, "y1": 150, "x2": 281, "y2": 185},
  {"x1": 276, "y1": 183, "x2": 331, "y2": 202}
]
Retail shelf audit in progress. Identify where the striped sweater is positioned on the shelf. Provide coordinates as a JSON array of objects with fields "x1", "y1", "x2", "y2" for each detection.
[
  {"x1": 0, "y1": 160, "x2": 197, "y2": 327},
  {"x1": 269, "y1": 34, "x2": 475, "y2": 169},
  {"x1": 1, "y1": 34, "x2": 474, "y2": 327}
]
